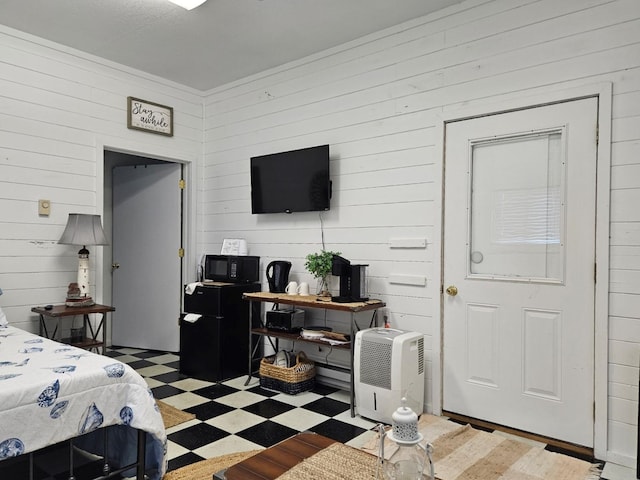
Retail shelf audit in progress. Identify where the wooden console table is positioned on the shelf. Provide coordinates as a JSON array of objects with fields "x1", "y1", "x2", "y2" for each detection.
[
  {"x1": 243, "y1": 292, "x2": 386, "y2": 416},
  {"x1": 31, "y1": 303, "x2": 115, "y2": 354}
]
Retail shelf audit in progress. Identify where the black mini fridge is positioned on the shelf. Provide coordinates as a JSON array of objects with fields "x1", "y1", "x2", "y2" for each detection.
[{"x1": 180, "y1": 282, "x2": 261, "y2": 382}]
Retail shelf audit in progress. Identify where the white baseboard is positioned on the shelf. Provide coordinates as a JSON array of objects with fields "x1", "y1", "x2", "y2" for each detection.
[{"x1": 605, "y1": 451, "x2": 636, "y2": 469}]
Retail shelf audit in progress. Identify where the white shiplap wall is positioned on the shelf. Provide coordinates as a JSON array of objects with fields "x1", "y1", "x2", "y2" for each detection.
[
  {"x1": 0, "y1": 27, "x2": 203, "y2": 331},
  {"x1": 0, "y1": 0, "x2": 637, "y2": 469},
  {"x1": 203, "y1": 0, "x2": 640, "y2": 467}
]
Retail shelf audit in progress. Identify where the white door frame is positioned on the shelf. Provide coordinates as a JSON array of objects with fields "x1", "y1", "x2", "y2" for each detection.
[
  {"x1": 93, "y1": 136, "x2": 198, "y2": 344},
  {"x1": 432, "y1": 82, "x2": 612, "y2": 460}
]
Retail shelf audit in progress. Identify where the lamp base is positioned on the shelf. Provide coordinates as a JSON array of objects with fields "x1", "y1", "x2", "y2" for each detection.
[
  {"x1": 66, "y1": 296, "x2": 95, "y2": 307},
  {"x1": 65, "y1": 282, "x2": 95, "y2": 307}
]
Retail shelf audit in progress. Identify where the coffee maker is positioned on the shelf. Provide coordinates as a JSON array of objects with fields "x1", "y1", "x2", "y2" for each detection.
[
  {"x1": 331, "y1": 255, "x2": 368, "y2": 303},
  {"x1": 266, "y1": 261, "x2": 292, "y2": 293}
]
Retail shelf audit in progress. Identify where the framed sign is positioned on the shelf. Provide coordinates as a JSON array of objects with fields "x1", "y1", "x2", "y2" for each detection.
[{"x1": 127, "y1": 97, "x2": 173, "y2": 136}]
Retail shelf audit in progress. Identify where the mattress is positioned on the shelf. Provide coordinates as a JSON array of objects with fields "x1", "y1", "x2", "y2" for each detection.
[{"x1": 0, "y1": 324, "x2": 167, "y2": 479}]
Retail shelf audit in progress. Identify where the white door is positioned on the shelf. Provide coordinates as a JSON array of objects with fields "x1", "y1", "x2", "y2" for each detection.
[
  {"x1": 442, "y1": 98, "x2": 597, "y2": 447},
  {"x1": 111, "y1": 163, "x2": 182, "y2": 352}
]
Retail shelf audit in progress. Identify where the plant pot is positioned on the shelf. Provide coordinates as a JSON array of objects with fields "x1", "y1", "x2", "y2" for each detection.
[{"x1": 317, "y1": 277, "x2": 331, "y2": 297}]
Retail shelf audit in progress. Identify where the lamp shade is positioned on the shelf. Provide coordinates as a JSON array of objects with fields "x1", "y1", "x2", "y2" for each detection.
[
  {"x1": 58, "y1": 214, "x2": 108, "y2": 246},
  {"x1": 168, "y1": 0, "x2": 207, "y2": 10}
]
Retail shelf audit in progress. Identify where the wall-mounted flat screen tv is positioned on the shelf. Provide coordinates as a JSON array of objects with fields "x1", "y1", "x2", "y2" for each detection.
[{"x1": 250, "y1": 144, "x2": 331, "y2": 214}]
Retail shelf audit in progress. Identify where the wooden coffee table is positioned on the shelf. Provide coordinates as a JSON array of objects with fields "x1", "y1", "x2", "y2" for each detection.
[{"x1": 214, "y1": 433, "x2": 336, "y2": 480}]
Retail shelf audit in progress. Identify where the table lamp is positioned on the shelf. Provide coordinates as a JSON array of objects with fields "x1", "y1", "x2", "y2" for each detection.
[{"x1": 58, "y1": 214, "x2": 109, "y2": 307}]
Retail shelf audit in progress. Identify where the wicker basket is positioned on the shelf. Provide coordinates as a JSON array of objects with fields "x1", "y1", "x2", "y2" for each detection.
[{"x1": 259, "y1": 351, "x2": 316, "y2": 395}]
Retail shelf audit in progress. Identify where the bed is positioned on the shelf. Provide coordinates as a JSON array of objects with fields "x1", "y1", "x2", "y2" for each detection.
[{"x1": 0, "y1": 306, "x2": 167, "y2": 479}]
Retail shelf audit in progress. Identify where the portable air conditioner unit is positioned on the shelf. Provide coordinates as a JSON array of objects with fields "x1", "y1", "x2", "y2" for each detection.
[{"x1": 355, "y1": 328, "x2": 424, "y2": 424}]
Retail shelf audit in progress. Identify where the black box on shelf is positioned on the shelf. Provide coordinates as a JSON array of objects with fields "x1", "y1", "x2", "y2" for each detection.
[{"x1": 266, "y1": 308, "x2": 304, "y2": 333}]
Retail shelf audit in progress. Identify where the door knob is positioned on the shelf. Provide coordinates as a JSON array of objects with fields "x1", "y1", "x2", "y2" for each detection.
[
  {"x1": 112, "y1": 263, "x2": 120, "y2": 270},
  {"x1": 445, "y1": 285, "x2": 458, "y2": 296}
]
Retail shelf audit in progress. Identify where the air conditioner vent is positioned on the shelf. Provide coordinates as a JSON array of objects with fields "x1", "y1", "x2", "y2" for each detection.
[{"x1": 418, "y1": 337, "x2": 424, "y2": 375}]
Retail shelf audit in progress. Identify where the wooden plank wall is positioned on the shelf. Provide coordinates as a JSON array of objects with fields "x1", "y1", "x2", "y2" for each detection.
[
  {"x1": 202, "y1": 0, "x2": 640, "y2": 466},
  {"x1": 0, "y1": 28, "x2": 203, "y2": 330},
  {"x1": 0, "y1": 0, "x2": 637, "y2": 467}
]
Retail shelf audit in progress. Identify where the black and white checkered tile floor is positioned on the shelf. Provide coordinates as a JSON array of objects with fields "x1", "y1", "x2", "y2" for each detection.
[
  {"x1": 0, "y1": 347, "x2": 631, "y2": 479},
  {"x1": 107, "y1": 347, "x2": 632, "y2": 480},
  {"x1": 107, "y1": 347, "x2": 379, "y2": 474}
]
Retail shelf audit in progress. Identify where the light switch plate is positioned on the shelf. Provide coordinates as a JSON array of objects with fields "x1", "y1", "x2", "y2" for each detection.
[
  {"x1": 389, "y1": 274, "x2": 426, "y2": 286},
  {"x1": 38, "y1": 199, "x2": 51, "y2": 216},
  {"x1": 389, "y1": 238, "x2": 426, "y2": 248}
]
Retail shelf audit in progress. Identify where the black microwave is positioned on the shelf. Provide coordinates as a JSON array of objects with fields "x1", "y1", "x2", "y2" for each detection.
[{"x1": 204, "y1": 255, "x2": 260, "y2": 283}]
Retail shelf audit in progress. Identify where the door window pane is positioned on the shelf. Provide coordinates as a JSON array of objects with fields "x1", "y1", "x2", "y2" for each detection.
[{"x1": 469, "y1": 131, "x2": 564, "y2": 281}]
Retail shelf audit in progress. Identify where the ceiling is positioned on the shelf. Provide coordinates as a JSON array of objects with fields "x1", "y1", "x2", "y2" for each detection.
[{"x1": 0, "y1": 0, "x2": 464, "y2": 91}]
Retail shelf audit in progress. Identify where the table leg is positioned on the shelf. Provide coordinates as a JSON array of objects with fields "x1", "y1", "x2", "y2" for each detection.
[
  {"x1": 85, "y1": 313, "x2": 106, "y2": 354},
  {"x1": 85, "y1": 314, "x2": 92, "y2": 341},
  {"x1": 246, "y1": 300, "x2": 254, "y2": 385},
  {"x1": 350, "y1": 311, "x2": 356, "y2": 417},
  {"x1": 39, "y1": 314, "x2": 48, "y2": 338},
  {"x1": 93, "y1": 313, "x2": 106, "y2": 355},
  {"x1": 40, "y1": 316, "x2": 60, "y2": 341},
  {"x1": 102, "y1": 314, "x2": 106, "y2": 355}
]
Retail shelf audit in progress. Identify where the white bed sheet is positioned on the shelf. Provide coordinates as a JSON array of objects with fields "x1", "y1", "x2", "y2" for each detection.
[{"x1": 0, "y1": 324, "x2": 167, "y2": 479}]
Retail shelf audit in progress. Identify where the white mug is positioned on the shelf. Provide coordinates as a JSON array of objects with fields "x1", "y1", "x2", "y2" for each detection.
[
  {"x1": 285, "y1": 281, "x2": 298, "y2": 295},
  {"x1": 298, "y1": 282, "x2": 310, "y2": 296}
]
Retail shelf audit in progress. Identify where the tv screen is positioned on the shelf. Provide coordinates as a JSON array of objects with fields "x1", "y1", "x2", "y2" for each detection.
[{"x1": 250, "y1": 144, "x2": 331, "y2": 214}]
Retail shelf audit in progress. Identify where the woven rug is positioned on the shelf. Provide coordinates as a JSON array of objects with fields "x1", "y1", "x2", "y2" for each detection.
[
  {"x1": 160, "y1": 415, "x2": 601, "y2": 480},
  {"x1": 157, "y1": 400, "x2": 196, "y2": 429},
  {"x1": 361, "y1": 414, "x2": 602, "y2": 480},
  {"x1": 162, "y1": 450, "x2": 263, "y2": 480},
  {"x1": 277, "y1": 442, "x2": 379, "y2": 480}
]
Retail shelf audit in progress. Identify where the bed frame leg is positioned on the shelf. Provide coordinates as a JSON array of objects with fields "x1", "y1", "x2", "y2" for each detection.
[
  {"x1": 29, "y1": 452, "x2": 34, "y2": 480},
  {"x1": 68, "y1": 439, "x2": 75, "y2": 480},
  {"x1": 102, "y1": 427, "x2": 111, "y2": 476},
  {"x1": 137, "y1": 430, "x2": 146, "y2": 479}
]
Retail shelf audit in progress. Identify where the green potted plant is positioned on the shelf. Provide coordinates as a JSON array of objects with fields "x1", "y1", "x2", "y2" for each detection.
[{"x1": 305, "y1": 250, "x2": 341, "y2": 296}]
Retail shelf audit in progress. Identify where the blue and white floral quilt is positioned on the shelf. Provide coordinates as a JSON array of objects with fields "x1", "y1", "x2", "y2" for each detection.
[{"x1": 0, "y1": 324, "x2": 167, "y2": 479}]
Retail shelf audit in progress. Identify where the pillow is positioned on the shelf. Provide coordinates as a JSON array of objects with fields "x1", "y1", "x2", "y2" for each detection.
[{"x1": 0, "y1": 306, "x2": 6, "y2": 326}]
